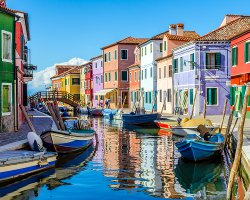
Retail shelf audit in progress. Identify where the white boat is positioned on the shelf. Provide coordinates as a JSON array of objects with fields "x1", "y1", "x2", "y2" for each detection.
[
  {"x1": 0, "y1": 150, "x2": 57, "y2": 184},
  {"x1": 172, "y1": 126, "x2": 217, "y2": 137}
]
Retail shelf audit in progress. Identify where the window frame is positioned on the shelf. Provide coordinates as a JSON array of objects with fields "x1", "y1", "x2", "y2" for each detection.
[
  {"x1": 2, "y1": 30, "x2": 13, "y2": 63},
  {"x1": 232, "y1": 46, "x2": 238, "y2": 67},
  {"x1": 2, "y1": 83, "x2": 12, "y2": 116},
  {"x1": 121, "y1": 70, "x2": 128, "y2": 82},
  {"x1": 72, "y1": 78, "x2": 80, "y2": 85},
  {"x1": 206, "y1": 87, "x2": 219, "y2": 106},
  {"x1": 120, "y1": 49, "x2": 128, "y2": 60}
]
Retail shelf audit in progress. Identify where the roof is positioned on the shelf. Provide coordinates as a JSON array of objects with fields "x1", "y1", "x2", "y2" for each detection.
[
  {"x1": 127, "y1": 63, "x2": 140, "y2": 69},
  {"x1": 80, "y1": 61, "x2": 92, "y2": 68},
  {"x1": 101, "y1": 37, "x2": 148, "y2": 50},
  {"x1": 51, "y1": 66, "x2": 80, "y2": 80},
  {"x1": 139, "y1": 30, "x2": 199, "y2": 46},
  {"x1": 197, "y1": 16, "x2": 250, "y2": 41},
  {"x1": 155, "y1": 54, "x2": 173, "y2": 62},
  {"x1": 90, "y1": 55, "x2": 102, "y2": 61}
]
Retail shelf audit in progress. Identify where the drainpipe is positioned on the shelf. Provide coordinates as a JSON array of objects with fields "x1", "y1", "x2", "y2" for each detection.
[{"x1": 14, "y1": 18, "x2": 18, "y2": 131}]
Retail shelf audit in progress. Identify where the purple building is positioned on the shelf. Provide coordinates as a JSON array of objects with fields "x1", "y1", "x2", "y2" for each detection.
[
  {"x1": 91, "y1": 55, "x2": 103, "y2": 108},
  {"x1": 173, "y1": 20, "x2": 236, "y2": 116}
]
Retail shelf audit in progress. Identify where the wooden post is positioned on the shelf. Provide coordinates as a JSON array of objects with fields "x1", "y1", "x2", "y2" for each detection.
[
  {"x1": 53, "y1": 100, "x2": 65, "y2": 131},
  {"x1": 121, "y1": 96, "x2": 127, "y2": 111},
  {"x1": 151, "y1": 93, "x2": 157, "y2": 114},
  {"x1": 224, "y1": 95, "x2": 239, "y2": 149},
  {"x1": 227, "y1": 84, "x2": 250, "y2": 200},
  {"x1": 19, "y1": 105, "x2": 36, "y2": 133},
  {"x1": 219, "y1": 99, "x2": 228, "y2": 132},
  {"x1": 190, "y1": 87, "x2": 198, "y2": 120},
  {"x1": 203, "y1": 98, "x2": 207, "y2": 119},
  {"x1": 47, "y1": 102, "x2": 61, "y2": 130}
]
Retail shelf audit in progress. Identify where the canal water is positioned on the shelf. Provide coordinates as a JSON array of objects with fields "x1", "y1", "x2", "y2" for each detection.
[{"x1": 0, "y1": 116, "x2": 229, "y2": 200}]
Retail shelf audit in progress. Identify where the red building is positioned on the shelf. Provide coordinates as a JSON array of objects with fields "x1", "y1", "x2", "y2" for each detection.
[
  {"x1": 83, "y1": 62, "x2": 93, "y2": 105},
  {"x1": 230, "y1": 29, "x2": 250, "y2": 118}
]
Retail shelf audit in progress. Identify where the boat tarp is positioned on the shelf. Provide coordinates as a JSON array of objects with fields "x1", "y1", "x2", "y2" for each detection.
[{"x1": 181, "y1": 118, "x2": 213, "y2": 127}]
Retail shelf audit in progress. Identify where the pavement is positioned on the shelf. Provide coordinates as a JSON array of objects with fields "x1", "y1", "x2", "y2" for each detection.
[{"x1": 0, "y1": 110, "x2": 54, "y2": 152}]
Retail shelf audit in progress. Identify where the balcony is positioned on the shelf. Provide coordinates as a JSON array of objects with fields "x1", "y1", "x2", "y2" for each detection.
[{"x1": 24, "y1": 64, "x2": 37, "y2": 71}]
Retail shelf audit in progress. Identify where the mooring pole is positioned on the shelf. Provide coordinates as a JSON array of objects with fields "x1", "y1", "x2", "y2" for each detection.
[{"x1": 190, "y1": 87, "x2": 198, "y2": 120}]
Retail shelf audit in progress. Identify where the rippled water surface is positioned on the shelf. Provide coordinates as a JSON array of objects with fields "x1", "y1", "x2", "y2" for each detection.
[{"x1": 0, "y1": 117, "x2": 228, "y2": 200}]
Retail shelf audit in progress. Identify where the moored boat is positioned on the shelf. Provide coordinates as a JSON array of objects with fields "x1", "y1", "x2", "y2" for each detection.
[
  {"x1": 40, "y1": 129, "x2": 95, "y2": 154},
  {"x1": 172, "y1": 126, "x2": 217, "y2": 137},
  {"x1": 122, "y1": 113, "x2": 161, "y2": 126},
  {"x1": 0, "y1": 150, "x2": 57, "y2": 184},
  {"x1": 175, "y1": 133, "x2": 224, "y2": 161},
  {"x1": 102, "y1": 108, "x2": 117, "y2": 119},
  {"x1": 90, "y1": 108, "x2": 103, "y2": 116}
]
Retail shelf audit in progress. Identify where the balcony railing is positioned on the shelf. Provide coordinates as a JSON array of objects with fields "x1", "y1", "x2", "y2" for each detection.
[{"x1": 24, "y1": 64, "x2": 37, "y2": 71}]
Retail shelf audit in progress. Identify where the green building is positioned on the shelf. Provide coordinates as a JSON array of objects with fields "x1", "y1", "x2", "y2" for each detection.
[{"x1": 0, "y1": 7, "x2": 16, "y2": 132}]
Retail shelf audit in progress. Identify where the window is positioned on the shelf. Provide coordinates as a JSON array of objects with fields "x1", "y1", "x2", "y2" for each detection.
[
  {"x1": 101, "y1": 61, "x2": 103, "y2": 67},
  {"x1": 180, "y1": 57, "x2": 183, "y2": 72},
  {"x1": 150, "y1": 67, "x2": 152, "y2": 77},
  {"x1": 145, "y1": 46, "x2": 147, "y2": 55},
  {"x1": 135, "y1": 71, "x2": 137, "y2": 82},
  {"x1": 95, "y1": 95, "x2": 98, "y2": 100},
  {"x1": 244, "y1": 42, "x2": 250, "y2": 63},
  {"x1": 96, "y1": 76, "x2": 98, "y2": 84},
  {"x1": 207, "y1": 88, "x2": 218, "y2": 105},
  {"x1": 95, "y1": 63, "x2": 97, "y2": 68},
  {"x1": 65, "y1": 79, "x2": 67, "y2": 86},
  {"x1": 131, "y1": 92, "x2": 133, "y2": 102},
  {"x1": 115, "y1": 72, "x2": 118, "y2": 81},
  {"x1": 159, "y1": 90, "x2": 162, "y2": 102},
  {"x1": 164, "y1": 66, "x2": 166, "y2": 78},
  {"x1": 2, "y1": 31, "x2": 12, "y2": 62},
  {"x1": 160, "y1": 43, "x2": 163, "y2": 52},
  {"x1": 164, "y1": 41, "x2": 166, "y2": 51},
  {"x1": 145, "y1": 92, "x2": 148, "y2": 104},
  {"x1": 104, "y1": 53, "x2": 107, "y2": 62},
  {"x1": 189, "y1": 88, "x2": 194, "y2": 105},
  {"x1": 2, "y1": 84, "x2": 12, "y2": 115},
  {"x1": 141, "y1": 48, "x2": 144, "y2": 57},
  {"x1": 100, "y1": 75, "x2": 103, "y2": 83},
  {"x1": 121, "y1": 49, "x2": 128, "y2": 60},
  {"x1": 173, "y1": 59, "x2": 178, "y2": 73},
  {"x1": 190, "y1": 53, "x2": 195, "y2": 70},
  {"x1": 114, "y1": 50, "x2": 117, "y2": 60},
  {"x1": 72, "y1": 78, "x2": 80, "y2": 85},
  {"x1": 159, "y1": 68, "x2": 161, "y2": 79},
  {"x1": 169, "y1": 65, "x2": 172, "y2": 77},
  {"x1": 149, "y1": 92, "x2": 152, "y2": 104},
  {"x1": 108, "y1": 73, "x2": 111, "y2": 81},
  {"x1": 108, "y1": 52, "x2": 111, "y2": 61},
  {"x1": 206, "y1": 53, "x2": 221, "y2": 69},
  {"x1": 145, "y1": 69, "x2": 147, "y2": 79},
  {"x1": 141, "y1": 70, "x2": 144, "y2": 80},
  {"x1": 105, "y1": 73, "x2": 107, "y2": 82},
  {"x1": 167, "y1": 89, "x2": 171, "y2": 102},
  {"x1": 121, "y1": 71, "x2": 128, "y2": 81},
  {"x1": 129, "y1": 72, "x2": 132, "y2": 82},
  {"x1": 232, "y1": 47, "x2": 238, "y2": 66},
  {"x1": 150, "y1": 44, "x2": 152, "y2": 53},
  {"x1": 139, "y1": 71, "x2": 141, "y2": 80}
]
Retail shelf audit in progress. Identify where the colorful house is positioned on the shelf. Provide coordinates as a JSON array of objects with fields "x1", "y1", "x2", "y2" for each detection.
[
  {"x1": 156, "y1": 24, "x2": 199, "y2": 114},
  {"x1": 82, "y1": 62, "x2": 93, "y2": 106},
  {"x1": 0, "y1": 6, "x2": 15, "y2": 132},
  {"x1": 101, "y1": 37, "x2": 147, "y2": 109},
  {"x1": 230, "y1": 22, "x2": 250, "y2": 118},
  {"x1": 91, "y1": 55, "x2": 103, "y2": 108},
  {"x1": 128, "y1": 46, "x2": 141, "y2": 109},
  {"x1": 173, "y1": 15, "x2": 250, "y2": 117},
  {"x1": 80, "y1": 65, "x2": 85, "y2": 104}
]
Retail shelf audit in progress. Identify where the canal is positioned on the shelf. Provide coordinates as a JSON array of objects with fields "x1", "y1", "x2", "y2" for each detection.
[{"x1": 0, "y1": 116, "x2": 229, "y2": 200}]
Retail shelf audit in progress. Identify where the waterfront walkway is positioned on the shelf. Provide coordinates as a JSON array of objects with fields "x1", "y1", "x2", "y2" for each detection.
[{"x1": 0, "y1": 110, "x2": 53, "y2": 152}]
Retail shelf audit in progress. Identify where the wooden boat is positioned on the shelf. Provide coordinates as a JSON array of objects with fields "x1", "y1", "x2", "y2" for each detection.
[
  {"x1": 0, "y1": 150, "x2": 57, "y2": 184},
  {"x1": 102, "y1": 109, "x2": 117, "y2": 119},
  {"x1": 175, "y1": 133, "x2": 225, "y2": 161},
  {"x1": 122, "y1": 113, "x2": 161, "y2": 125},
  {"x1": 90, "y1": 108, "x2": 103, "y2": 116},
  {"x1": 40, "y1": 129, "x2": 95, "y2": 154},
  {"x1": 154, "y1": 119, "x2": 178, "y2": 130},
  {"x1": 171, "y1": 126, "x2": 217, "y2": 137}
]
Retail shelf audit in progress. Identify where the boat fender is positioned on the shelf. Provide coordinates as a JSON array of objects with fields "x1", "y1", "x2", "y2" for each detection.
[{"x1": 27, "y1": 132, "x2": 45, "y2": 152}]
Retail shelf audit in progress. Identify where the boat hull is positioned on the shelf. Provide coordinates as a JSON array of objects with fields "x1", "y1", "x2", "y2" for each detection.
[
  {"x1": 172, "y1": 126, "x2": 215, "y2": 137},
  {"x1": 175, "y1": 134, "x2": 224, "y2": 161},
  {"x1": 154, "y1": 120, "x2": 177, "y2": 130},
  {"x1": 41, "y1": 130, "x2": 95, "y2": 154},
  {"x1": 90, "y1": 109, "x2": 103, "y2": 116},
  {"x1": 0, "y1": 150, "x2": 57, "y2": 184},
  {"x1": 122, "y1": 113, "x2": 161, "y2": 125}
]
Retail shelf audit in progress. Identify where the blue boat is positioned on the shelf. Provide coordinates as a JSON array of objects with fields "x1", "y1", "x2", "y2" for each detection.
[
  {"x1": 0, "y1": 150, "x2": 57, "y2": 184},
  {"x1": 175, "y1": 134, "x2": 224, "y2": 162},
  {"x1": 102, "y1": 109, "x2": 118, "y2": 119},
  {"x1": 122, "y1": 113, "x2": 161, "y2": 126}
]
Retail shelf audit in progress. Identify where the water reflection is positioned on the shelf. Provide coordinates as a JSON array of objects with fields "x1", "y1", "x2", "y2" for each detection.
[{"x1": 0, "y1": 117, "x2": 228, "y2": 200}]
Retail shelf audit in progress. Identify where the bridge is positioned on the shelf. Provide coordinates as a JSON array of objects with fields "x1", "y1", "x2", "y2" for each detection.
[{"x1": 29, "y1": 91, "x2": 81, "y2": 108}]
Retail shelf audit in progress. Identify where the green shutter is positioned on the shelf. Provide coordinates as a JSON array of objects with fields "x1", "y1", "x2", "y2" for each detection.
[
  {"x1": 245, "y1": 42, "x2": 249, "y2": 63},
  {"x1": 242, "y1": 85, "x2": 246, "y2": 107},
  {"x1": 189, "y1": 89, "x2": 193, "y2": 105},
  {"x1": 149, "y1": 92, "x2": 152, "y2": 104},
  {"x1": 215, "y1": 53, "x2": 221, "y2": 69},
  {"x1": 230, "y1": 87, "x2": 235, "y2": 106},
  {"x1": 235, "y1": 47, "x2": 238, "y2": 65},
  {"x1": 232, "y1": 48, "x2": 235, "y2": 66},
  {"x1": 2, "y1": 86, "x2": 9, "y2": 112},
  {"x1": 213, "y1": 88, "x2": 217, "y2": 105}
]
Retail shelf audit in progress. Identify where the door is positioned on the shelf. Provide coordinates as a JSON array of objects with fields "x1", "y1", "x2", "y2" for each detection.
[{"x1": 122, "y1": 91, "x2": 129, "y2": 108}]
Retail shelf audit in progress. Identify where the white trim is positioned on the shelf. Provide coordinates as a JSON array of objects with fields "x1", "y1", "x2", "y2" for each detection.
[
  {"x1": 206, "y1": 87, "x2": 219, "y2": 106},
  {"x1": 120, "y1": 49, "x2": 128, "y2": 60},
  {"x1": 2, "y1": 83, "x2": 12, "y2": 116},
  {"x1": 1, "y1": 30, "x2": 13, "y2": 63}
]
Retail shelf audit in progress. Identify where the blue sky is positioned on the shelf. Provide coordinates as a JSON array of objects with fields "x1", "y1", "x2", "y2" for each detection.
[{"x1": 7, "y1": 0, "x2": 250, "y2": 71}]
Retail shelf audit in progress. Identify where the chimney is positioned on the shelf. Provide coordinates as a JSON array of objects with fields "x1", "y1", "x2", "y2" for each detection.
[
  {"x1": 169, "y1": 24, "x2": 177, "y2": 35},
  {"x1": 0, "y1": 0, "x2": 6, "y2": 7},
  {"x1": 177, "y1": 23, "x2": 184, "y2": 36}
]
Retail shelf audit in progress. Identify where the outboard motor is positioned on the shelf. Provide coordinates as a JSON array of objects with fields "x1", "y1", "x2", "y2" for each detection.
[{"x1": 197, "y1": 125, "x2": 212, "y2": 141}]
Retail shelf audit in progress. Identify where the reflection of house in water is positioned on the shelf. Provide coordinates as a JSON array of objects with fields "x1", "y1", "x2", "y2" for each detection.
[{"x1": 91, "y1": 118, "x2": 104, "y2": 161}]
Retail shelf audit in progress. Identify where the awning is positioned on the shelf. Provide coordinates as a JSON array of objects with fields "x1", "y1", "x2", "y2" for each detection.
[{"x1": 94, "y1": 89, "x2": 116, "y2": 96}]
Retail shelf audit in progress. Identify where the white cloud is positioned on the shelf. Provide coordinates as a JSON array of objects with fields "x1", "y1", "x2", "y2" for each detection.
[{"x1": 29, "y1": 57, "x2": 88, "y2": 94}]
